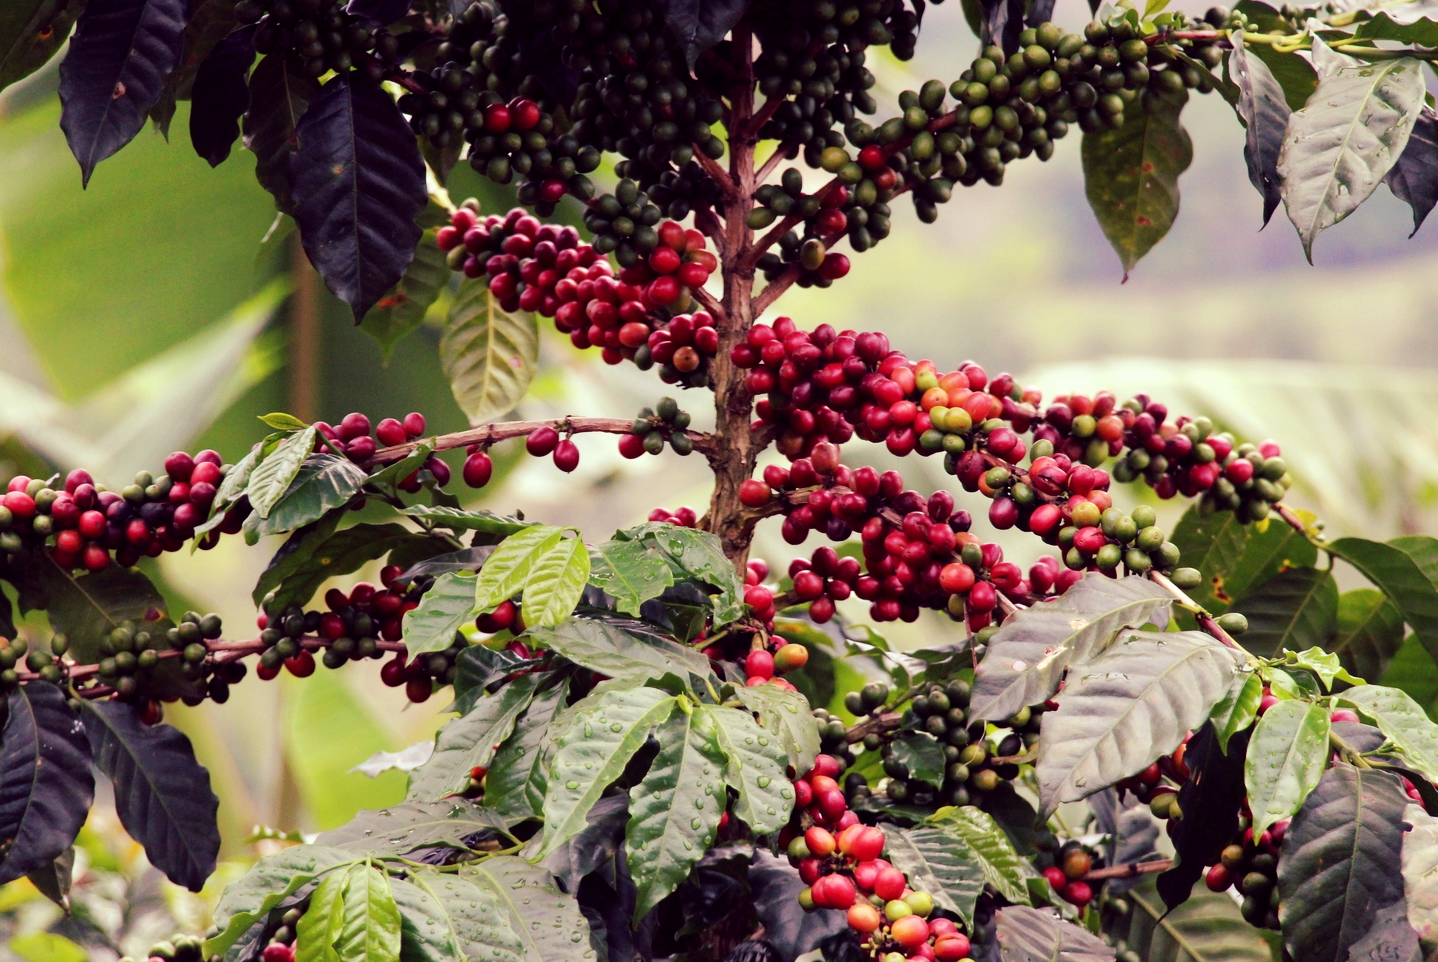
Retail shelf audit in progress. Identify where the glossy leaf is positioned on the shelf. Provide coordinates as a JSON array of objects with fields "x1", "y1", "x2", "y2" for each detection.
[
  {"x1": 994, "y1": 906, "x2": 1115, "y2": 962},
  {"x1": 1126, "y1": 877, "x2": 1276, "y2": 962},
  {"x1": 337, "y1": 863, "x2": 402, "y2": 962},
  {"x1": 1229, "y1": 34, "x2": 1289, "y2": 226},
  {"x1": 1171, "y1": 505, "x2": 1318, "y2": 618},
  {"x1": 930, "y1": 805, "x2": 1033, "y2": 906},
  {"x1": 161, "y1": 0, "x2": 236, "y2": 99},
  {"x1": 463, "y1": 856, "x2": 599, "y2": 962},
  {"x1": 394, "y1": 872, "x2": 524, "y2": 962},
  {"x1": 244, "y1": 453, "x2": 367, "y2": 541},
  {"x1": 473, "y1": 526, "x2": 563, "y2": 613},
  {"x1": 440, "y1": 278, "x2": 540, "y2": 426},
  {"x1": 1036, "y1": 631, "x2": 1243, "y2": 813},
  {"x1": 296, "y1": 868, "x2": 346, "y2": 962},
  {"x1": 401, "y1": 505, "x2": 532, "y2": 538},
  {"x1": 80, "y1": 699, "x2": 220, "y2": 891},
  {"x1": 1339, "y1": 684, "x2": 1438, "y2": 783},
  {"x1": 1233, "y1": 567, "x2": 1337, "y2": 658},
  {"x1": 705, "y1": 703, "x2": 792, "y2": 835},
  {"x1": 637, "y1": 523, "x2": 747, "y2": 624},
  {"x1": 1277, "y1": 763, "x2": 1410, "y2": 962},
  {"x1": 1245, "y1": 699, "x2": 1329, "y2": 835},
  {"x1": 1333, "y1": 589, "x2": 1406, "y2": 681},
  {"x1": 449, "y1": 645, "x2": 532, "y2": 715},
  {"x1": 1210, "y1": 672, "x2": 1263, "y2": 753},
  {"x1": 971, "y1": 574, "x2": 1172, "y2": 721},
  {"x1": 885, "y1": 826, "x2": 987, "y2": 924},
  {"x1": 407, "y1": 674, "x2": 538, "y2": 802},
  {"x1": 242, "y1": 53, "x2": 320, "y2": 211},
  {"x1": 733, "y1": 681, "x2": 822, "y2": 776},
  {"x1": 36, "y1": 560, "x2": 168, "y2": 664},
  {"x1": 528, "y1": 615, "x2": 715, "y2": 687},
  {"x1": 1246, "y1": 42, "x2": 1317, "y2": 113},
  {"x1": 625, "y1": 704, "x2": 728, "y2": 919},
  {"x1": 1331, "y1": 537, "x2": 1438, "y2": 667},
  {"x1": 1, "y1": 1, "x2": 81, "y2": 91},
  {"x1": 484, "y1": 678, "x2": 571, "y2": 819},
  {"x1": 588, "y1": 538, "x2": 675, "y2": 616},
  {"x1": 247, "y1": 426, "x2": 317, "y2": 519},
  {"x1": 26, "y1": 847, "x2": 75, "y2": 910},
  {"x1": 361, "y1": 228, "x2": 450, "y2": 361},
  {"x1": 1159, "y1": 724, "x2": 1250, "y2": 909},
  {"x1": 0, "y1": 684, "x2": 93, "y2": 886},
  {"x1": 1284, "y1": 647, "x2": 1362, "y2": 689},
  {"x1": 290, "y1": 73, "x2": 427, "y2": 320},
  {"x1": 58, "y1": 0, "x2": 187, "y2": 185},
  {"x1": 522, "y1": 535, "x2": 590, "y2": 629},
  {"x1": 317, "y1": 797, "x2": 509, "y2": 857},
  {"x1": 1277, "y1": 56, "x2": 1426, "y2": 262},
  {"x1": 889, "y1": 731, "x2": 947, "y2": 788},
  {"x1": 206, "y1": 845, "x2": 356, "y2": 955},
  {"x1": 662, "y1": 0, "x2": 750, "y2": 69},
  {"x1": 1081, "y1": 86, "x2": 1191, "y2": 278},
  {"x1": 404, "y1": 572, "x2": 478, "y2": 657},
  {"x1": 1385, "y1": 106, "x2": 1438, "y2": 236},
  {"x1": 537, "y1": 687, "x2": 677, "y2": 859},
  {"x1": 1401, "y1": 803, "x2": 1438, "y2": 948},
  {"x1": 254, "y1": 522, "x2": 443, "y2": 612},
  {"x1": 1347, "y1": 903, "x2": 1423, "y2": 962},
  {"x1": 188, "y1": 24, "x2": 253, "y2": 166}
]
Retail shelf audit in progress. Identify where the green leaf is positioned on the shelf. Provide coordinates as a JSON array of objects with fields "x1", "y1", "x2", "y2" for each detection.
[
  {"x1": 395, "y1": 872, "x2": 524, "y2": 962},
  {"x1": 1400, "y1": 803, "x2": 1438, "y2": 949},
  {"x1": 316, "y1": 797, "x2": 512, "y2": 858},
  {"x1": 1035, "y1": 631, "x2": 1244, "y2": 814},
  {"x1": 297, "y1": 868, "x2": 347, "y2": 962},
  {"x1": 440, "y1": 278, "x2": 539, "y2": 426},
  {"x1": 7, "y1": 933, "x2": 87, "y2": 962},
  {"x1": 1283, "y1": 648, "x2": 1363, "y2": 689},
  {"x1": 37, "y1": 560, "x2": 168, "y2": 664},
  {"x1": 404, "y1": 573, "x2": 479, "y2": 657},
  {"x1": 254, "y1": 522, "x2": 445, "y2": 613},
  {"x1": 1125, "y1": 876, "x2": 1276, "y2": 962},
  {"x1": 1233, "y1": 568, "x2": 1338, "y2": 658},
  {"x1": 625, "y1": 703, "x2": 728, "y2": 920},
  {"x1": 588, "y1": 539, "x2": 675, "y2": 616},
  {"x1": 994, "y1": 905, "x2": 1116, "y2": 962},
  {"x1": 537, "y1": 687, "x2": 677, "y2": 860},
  {"x1": 1172, "y1": 506, "x2": 1318, "y2": 618},
  {"x1": 1277, "y1": 56, "x2": 1426, "y2": 262},
  {"x1": 1355, "y1": 13, "x2": 1438, "y2": 51},
  {"x1": 527, "y1": 616, "x2": 716, "y2": 687},
  {"x1": 522, "y1": 536, "x2": 590, "y2": 629},
  {"x1": 260, "y1": 412, "x2": 311, "y2": 431},
  {"x1": 929, "y1": 805, "x2": 1033, "y2": 905},
  {"x1": 704, "y1": 703, "x2": 792, "y2": 835},
  {"x1": 485, "y1": 678, "x2": 571, "y2": 819},
  {"x1": 971, "y1": 574, "x2": 1172, "y2": 722},
  {"x1": 733, "y1": 682, "x2": 822, "y2": 776},
  {"x1": 1329, "y1": 537, "x2": 1438, "y2": 669},
  {"x1": 636, "y1": 523, "x2": 747, "y2": 624},
  {"x1": 206, "y1": 846, "x2": 357, "y2": 956},
  {"x1": 1246, "y1": 42, "x2": 1318, "y2": 112},
  {"x1": 337, "y1": 863, "x2": 402, "y2": 962},
  {"x1": 884, "y1": 826, "x2": 987, "y2": 925},
  {"x1": 244, "y1": 454, "x2": 368, "y2": 542},
  {"x1": 1245, "y1": 699, "x2": 1330, "y2": 835},
  {"x1": 474, "y1": 526, "x2": 563, "y2": 612},
  {"x1": 461, "y1": 857, "x2": 599, "y2": 962},
  {"x1": 362, "y1": 228, "x2": 450, "y2": 362},
  {"x1": 407, "y1": 674, "x2": 539, "y2": 802},
  {"x1": 1277, "y1": 764, "x2": 1410, "y2": 962},
  {"x1": 890, "y1": 731, "x2": 948, "y2": 789},
  {"x1": 1211, "y1": 672, "x2": 1263, "y2": 753},
  {"x1": 196, "y1": 441, "x2": 267, "y2": 535},
  {"x1": 1338, "y1": 684, "x2": 1438, "y2": 783},
  {"x1": 1333, "y1": 589, "x2": 1407, "y2": 681},
  {"x1": 400, "y1": 505, "x2": 532, "y2": 539},
  {"x1": 1080, "y1": 86, "x2": 1192, "y2": 277},
  {"x1": 248, "y1": 426, "x2": 319, "y2": 519},
  {"x1": 366, "y1": 441, "x2": 433, "y2": 493},
  {"x1": 0, "y1": 1, "x2": 79, "y2": 92}
]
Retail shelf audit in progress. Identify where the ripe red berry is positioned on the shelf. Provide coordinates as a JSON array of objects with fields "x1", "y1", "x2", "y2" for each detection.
[
  {"x1": 539, "y1": 178, "x2": 566, "y2": 203},
  {"x1": 403, "y1": 412, "x2": 426, "y2": 437},
  {"x1": 526, "y1": 426, "x2": 560, "y2": 456},
  {"x1": 337, "y1": 412, "x2": 371, "y2": 441},
  {"x1": 508, "y1": 98, "x2": 540, "y2": 130},
  {"x1": 463, "y1": 451, "x2": 494, "y2": 488},
  {"x1": 647, "y1": 276, "x2": 681, "y2": 306},
  {"x1": 553, "y1": 440, "x2": 580, "y2": 472},
  {"x1": 745, "y1": 649, "x2": 775, "y2": 680},
  {"x1": 617, "y1": 433, "x2": 646, "y2": 459},
  {"x1": 1205, "y1": 863, "x2": 1232, "y2": 892},
  {"x1": 376, "y1": 418, "x2": 407, "y2": 446},
  {"x1": 406, "y1": 677, "x2": 433, "y2": 703},
  {"x1": 164, "y1": 451, "x2": 195, "y2": 482},
  {"x1": 484, "y1": 103, "x2": 511, "y2": 132},
  {"x1": 858, "y1": 145, "x2": 886, "y2": 170},
  {"x1": 891, "y1": 915, "x2": 931, "y2": 948},
  {"x1": 1043, "y1": 866, "x2": 1068, "y2": 891},
  {"x1": 649, "y1": 247, "x2": 682, "y2": 274},
  {"x1": 874, "y1": 866, "x2": 907, "y2": 901},
  {"x1": 773, "y1": 643, "x2": 809, "y2": 673},
  {"x1": 743, "y1": 584, "x2": 773, "y2": 611},
  {"x1": 1062, "y1": 881, "x2": 1093, "y2": 908},
  {"x1": 285, "y1": 650, "x2": 316, "y2": 677},
  {"x1": 380, "y1": 656, "x2": 407, "y2": 687},
  {"x1": 3, "y1": 492, "x2": 35, "y2": 520},
  {"x1": 677, "y1": 262, "x2": 710, "y2": 288},
  {"x1": 1330, "y1": 708, "x2": 1360, "y2": 723},
  {"x1": 82, "y1": 544, "x2": 111, "y2": 571},
  {"x1": 817, "y1": 253, "x2": 850, "y2": 280},
  {"x1": 262, "y1": 944, "x2": 295, "y2": 962}
]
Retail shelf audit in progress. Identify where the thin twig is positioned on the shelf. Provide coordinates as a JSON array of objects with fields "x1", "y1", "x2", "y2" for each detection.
[{"x1": 366, "y1": 417, "x2": 715, "y2": 466}]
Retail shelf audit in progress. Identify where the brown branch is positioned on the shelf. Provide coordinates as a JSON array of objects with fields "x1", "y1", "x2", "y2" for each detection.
[
  {"x1": 744, "y1": 97, "x2": 783, "y2": 139},
  {"x1": 366, "y1": 417, "x2": 716, "y2": 466},
  {"x1": 694, "y1": 147, "x2": 736, "y2": 198},
  {"x1": 845, "y1": 711, "x2": 903, "y2": 743},
  {"x1": 691, "y1": 284, "x2": 726, "y2": 319},
  {"x1": 755, "y1": 140, "x2": 796, "y2": 184},
  {"x1": 1147, "y1": 569, "x2": 1243, "y2": 651},
  {"x1": 694, "y1": 206, "x2": 727, "y2": 256},
  {"x1": 751, "y1": 229, "x2": 845, "y2": 317},
  {"x1": 1080, "y1": 858, "x2": 1173, "y2": 882}
]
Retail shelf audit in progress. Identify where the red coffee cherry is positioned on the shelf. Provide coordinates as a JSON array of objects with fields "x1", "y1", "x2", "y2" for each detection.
[
  {"x1": 463, "y1": 452, "x2": 494, "y2": 488},
  {"x1": 526, "y1": 426, "x2": 560, "y2": 456},
  {"x1": 553, "y1": 439, "x2": 580, "y2": 472}
]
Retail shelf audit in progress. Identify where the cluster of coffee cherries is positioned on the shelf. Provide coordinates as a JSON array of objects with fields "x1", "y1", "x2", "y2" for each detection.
[
  {"x1": 1115, "y1": 736, "x2": 1192, "y2": 819},
  {"x1": 117, "y1": 933, "x2": 208, "y2": 962},
  {"x1": 316, "y1": 410, "x2": 442, "y2": 485},
  {"x1": 91, "y1": 612, "x2": 235, "y2": 704},
  {"x1": 783, "y1": 754, "x2": 972, "y2": 961},
  {"x1": 0, "y1": 453, "x2": 239, "y2": 574},
  {"x1": 1039, "y1": 842, "x2": 1102, "y2": 910},
  {"x1": 234, "y1": 0, "x2": 397, "y2": 80},
  {"x1": 257, "y1": 901, "x2": 306, "y2": 962},
  {"x1": 1204, "y1": 820, "x2": 1286, "y2": 930},
  {"x1": 891, "y1": 684, "x2": 1037, "y2": 810},
  {"x1": 647, "y1": 505, "x2": 700, "y2": 528},
  {"x1": 619, "y1": 397, "x2": 696, "y2": 458},
  {"x1": 256, "y1": 566, "x2": 419, "y2": 673}
]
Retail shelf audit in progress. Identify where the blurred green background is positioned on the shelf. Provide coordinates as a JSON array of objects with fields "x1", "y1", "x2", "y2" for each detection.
[{"x1": 1, "y1": 3, "x2": 1437, "y2": 954}]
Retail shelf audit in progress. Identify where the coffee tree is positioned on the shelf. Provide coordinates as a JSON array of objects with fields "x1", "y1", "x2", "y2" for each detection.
[{"x1": 2, "y1": 0, "x2": 1438, "y2": 960}]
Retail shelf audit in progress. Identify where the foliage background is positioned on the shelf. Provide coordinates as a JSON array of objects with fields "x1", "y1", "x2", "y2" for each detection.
[{"x1": 0, "y1": 2, "x2": 1436, "y2": 954}]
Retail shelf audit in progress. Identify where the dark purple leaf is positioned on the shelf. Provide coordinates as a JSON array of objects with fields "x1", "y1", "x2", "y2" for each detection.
[
  {"x1": 241, "y1": 52, "x2": 320, "y2": 213},
  {"x1": 189, "y1": 24, "x2": 254, "y2": 166},
  {"x1": 0, "y1": 683, "x2": 93, "y2": 886},
  {"x1": 1229, "y1": 38, "x2": 1289, "y2": 227},
  {"x1": 1025, "y1": 0, "x2": 1056, "y2": 27},
  {"x1": 345, "y1": 0, "x2": 411, "y2": 24},
  {"x1": 1157, "y1": 724, "x2": 1249, "y2": 910},
  {"x1": 1386, "y1": 105, "x2": 1438, "y2": 237},
  {"x1": 289, "y1": 72, "x2": 426, "y2": 320},
  {"x1": 981, "y1": 0, "x2": 1023, "y2": 54},
  {"x1": 663, "y1": 0, "x2": 751, "y2": 70},
  {"x1": 58, "y1": 0, "x2": 188, "y2": 185}
]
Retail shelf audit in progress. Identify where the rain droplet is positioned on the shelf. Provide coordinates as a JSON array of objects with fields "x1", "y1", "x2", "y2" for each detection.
[
  {"x1": 757, "y1": 776, "x2": 771, "y2": 788},
  {"x1": 566, "y1": 780, "x2": 580, "y2": 789}
]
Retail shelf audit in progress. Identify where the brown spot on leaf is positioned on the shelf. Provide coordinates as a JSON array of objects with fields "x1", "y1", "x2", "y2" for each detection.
[
  {"x1": 1135, "y1": 215, "x2": 1152, "y2": 227},
  {"x1": 112, "y1": 81, "x2": 126, "y2": 99},
  {"x1": 1211, "y1": 577, "x2": 1231, "y2": 604},
  {"x1": 1142, "y1": 161, "x2": 1154, "y2": 172}
]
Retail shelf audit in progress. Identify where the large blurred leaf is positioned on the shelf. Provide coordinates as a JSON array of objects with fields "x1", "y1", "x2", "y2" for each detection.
[
  {"x1": 625, "y1": 703, "x2": 727, "y2": 919},
  {"x1": 1338, "y1": 684, "x2": 1438, "y2": 782},
  {"x1": 317, "y1": 797, "x2": 508, "y2": 857},
  {"x1": 462, "y1": 856, "x2": 598, "y2": 962},
  {"x1": 1170, "y1": 506, "x2": 1318, "y2": 619},
  {"x1": 1385, "y1": 106, "x2": 1438, "y2": 237},
  {"x1": 0, "y1": 1, "x2": 80, "y2": 92},
  {"x1": 970, "y1": 574, "x2": 1171, "y2": 721},
  {"x1": 994, "y1": 906, "x2": 1115, "y2": 962},
  {"x1": 663, "y1": 0, "x2": 750, "y2": 69},
  {"x1": 1329, "y1": 538, "x2": 1438, "y2": 667},
  {"x1": 1245, "y1": 699, "x2": 1329, "y2": 835},
  {"x1": 1333, "y1": 589, "x2": 1406, "y2": 681},
  {"x1": 0, "y1": 684, "x2": 93, "y2": 886},
  {"x1": 705, "y1": 702, "x2": 791, "y2": 835},
  {"x1": 440, "y1": 278, "x2": 540, "y2": 426},
  {"x1": 1277, "y1": 55, "x2": 1426, "y2": 262},
  {"x1": 1234, "y1": 567, "x2": 1337, "y2": 658},
  {"x1": 1401, "y1": 803, "x2": 1438, "y2": 949},
  {"x1": 1159, "y1": 725, "x2": 1250, "y2": 909},
  {"x1": 1126, "y1": 877, "x2": 1275, "y2": 962},
  {"x1": 81, "y1": 699, "x2": 220, "y2": 891},
  {"x1": 1080, "y1": 87, "x2": 1191, "y2": 278},
  {"x1": 1036, "y1": 631, "x2": 1243, "y2": 813},
  {"x1": 884, "y1": 825, "x2": 987, "y2": 924},
  {"x1": 406, "y1": 674, "x2": 538, "y2": 802},
  {"x1": 242, "y1": 53, "x2": 319, "y2": 212},
  {"x1": 361, "y1": 227, "x2": 449, "y2": 361},
  {"x1": 1277, "y1": 763, "x2": 1409, "y2": 962},
  {"x1": 188, "y1": 23, "x2": 252, "y2": 167}
]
